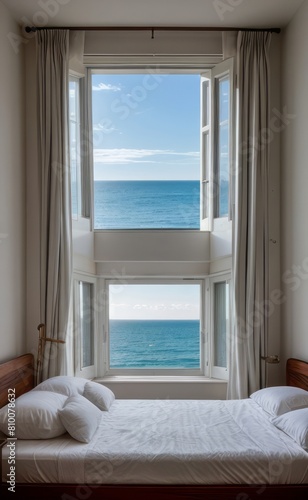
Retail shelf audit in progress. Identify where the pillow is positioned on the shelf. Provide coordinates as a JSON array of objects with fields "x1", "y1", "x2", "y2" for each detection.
[
  {"x1": 0, "y1": 391, "x2": 67, "y2": 439},
  {"x1": 34, "y1": 376, "x2": 87, "y2": 397},
  {"x1": 273, "y1": 408, "x2": 308, "y2": 450},
  {"x1": 59, "y1": 395, "x2": 102, "y2": 443},
  {"x1": 83, "y1": 381, "x2": 115, "y2": 411},
  {"x1": 250, "y1": 386, "x2": 308, "y2": 417}
]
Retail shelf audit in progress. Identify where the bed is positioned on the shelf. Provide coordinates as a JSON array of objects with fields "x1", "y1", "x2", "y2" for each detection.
[{"x1": 0, "y1": 354, "x2": 307, "y2": 499}]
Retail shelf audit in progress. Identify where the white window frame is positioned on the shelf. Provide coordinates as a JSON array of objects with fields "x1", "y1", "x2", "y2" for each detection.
[
  {"x1": 101, "y1": 278, "x2": 206, "y2": 377},
  {"x1": 69, "y1": 74, "x2": 82, "y2": 220},
  {"x1": 74, "y1": 273, "x2": 97, "y2": 379},
  {"x1": 200, "y1": 58, "x2": 234, "y2": 231},
  {"x1": 208, "y1": 273, "x2": 231, "y2": 380}
]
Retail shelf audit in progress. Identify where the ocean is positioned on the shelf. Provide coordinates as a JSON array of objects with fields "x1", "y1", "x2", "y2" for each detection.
[
  {"x1": 109, "y1": 319, "x2": 200, "y2": 369},
  {"x1": 94, "y1": 180, "x2": 200, "y2": 229}
]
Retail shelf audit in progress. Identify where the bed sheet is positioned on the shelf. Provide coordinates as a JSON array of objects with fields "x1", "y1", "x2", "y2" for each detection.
[{"x1": 2, "y1": 398, "x2": 308, "y2": 484}]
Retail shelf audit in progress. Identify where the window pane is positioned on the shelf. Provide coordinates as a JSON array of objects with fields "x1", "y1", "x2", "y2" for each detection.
[
  {"x1": 201, "y1": 131, "x2": 210, "y2": 220},
  {"x1": 92, "y1": 73, "x2": 200, "y2": 229},
  {"x1": 216, "y1": 76, "x2": 230, "y2": 218},
  {"x1": 109, "y1": 284, "x2": 201, "y2": 369},
  {"x1": 69, "y1": 77, "x2": 80, "y2": 220},
  {"x1": 69, "y1": 80, "x2": 78, "y2": 121},
  {"x1": 79, "y1": 282, "x2": 94, "y2": 368},
  {"x1": 202, "y1": 79, "x2": 210, "y2": 127},
  {"x1": 213, "y1": 282, "x2": 229, "y2": 368}
]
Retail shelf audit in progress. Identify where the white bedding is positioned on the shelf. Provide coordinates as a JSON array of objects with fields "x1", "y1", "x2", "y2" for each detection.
[{"x1": 2, "y1": 399, "x2": 308, "y2": 484}]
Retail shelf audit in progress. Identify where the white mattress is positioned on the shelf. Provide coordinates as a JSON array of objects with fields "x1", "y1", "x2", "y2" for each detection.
[{"x1": 2, "y1": 399, "x2": 308, "y2": 484}]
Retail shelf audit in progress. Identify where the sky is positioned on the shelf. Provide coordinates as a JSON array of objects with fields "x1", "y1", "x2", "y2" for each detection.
[
  {"x1": 109, "y1": 284, "x2": 200, "y2": 320},
  {"x1": 91, "y1": 73, "x2": 200, "y2": 181}
]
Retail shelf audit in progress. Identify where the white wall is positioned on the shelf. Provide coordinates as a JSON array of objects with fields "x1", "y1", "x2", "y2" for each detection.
[
  {"x1": 281, "y1": 0, "x2": 308, "y2": 365},
  {"x1": 25, "y1": 38, "x2": 41, "y2": 359},
  {"x1": 0, "y1": 1, "x2": 26, "y2": 362}
]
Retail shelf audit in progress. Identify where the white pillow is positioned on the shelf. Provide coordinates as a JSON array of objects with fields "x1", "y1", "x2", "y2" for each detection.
[
  {"x1": 250, "y1": 386, "x2": 308, "y2": 417},
  {"x1": 83, "y1": 381, "x2": 115, "y2": 411},
  {"x1": 59, "y1": 395, "x2": 102, "y2": 443},
  {"x1": 34, "y1": 376, "x2": 87, "y2": 397},
  {"x1": 0, "y1": 391, "x2": 67, "y2": 439},
  {"x1": 273, "y1": 408, "x2": 308, "y2": 450}
]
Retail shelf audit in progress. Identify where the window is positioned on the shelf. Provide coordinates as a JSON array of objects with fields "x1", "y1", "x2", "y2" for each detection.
[
  {"x1": 103, "y1": 281, "x2": 204, "y2": 375},
  {"x1": 74, "y1": 275, "x2": 96, "y2": 378},
  {"x1": 71, "y1": 58, "x2": 234, "y2": 382},
  {"x1": 89, "y1": 62, "x2": 234, "y2": 231},
  {"x1": 201, "y1": 58, "x2": 234, "y2": 230},
  {"x1": 69, "y1": 74, "x2": 90, "y2": 219},
  {"x1": 69, "y1": 76, "x2": 82, "y2": 219},
  {"x1": 210, "y1": 275, "x2": 231, "y2": 380}
]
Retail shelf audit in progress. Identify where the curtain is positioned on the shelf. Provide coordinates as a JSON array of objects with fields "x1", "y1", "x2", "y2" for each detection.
[
  {"x1": 37, "y1": 29, "x2": 72, "y2": 380},
  {"x1": 228, "y1": 31, "x2": 271, "y2": 399}
]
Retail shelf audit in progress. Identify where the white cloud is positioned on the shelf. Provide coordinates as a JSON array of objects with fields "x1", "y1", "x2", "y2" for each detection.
[
  {"x1": 93, "y1": 123, "x2": 116, "y2": 133},
  {"x1": 94, "y1": 148, "x2": 200, "y2": 165},
  {"x1": 92, "y1": 83, "x2": 121, "y2": 92}
]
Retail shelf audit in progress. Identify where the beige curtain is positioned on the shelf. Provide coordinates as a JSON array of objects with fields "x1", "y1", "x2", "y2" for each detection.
[
  {"x1": 36, "y1": 29, "x2": 72, "y2": 380},
  {"x1": 228, "y1": 31, "x2": 271, "y2": 399}
]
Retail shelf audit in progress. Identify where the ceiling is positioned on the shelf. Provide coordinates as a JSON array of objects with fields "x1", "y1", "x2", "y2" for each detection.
[{"x1": 1, "y1": 0, "x2": 305, "y2": 29}]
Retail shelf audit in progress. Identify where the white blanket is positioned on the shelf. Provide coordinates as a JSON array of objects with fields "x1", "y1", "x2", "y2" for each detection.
[{"x1": 2, "y1": 399, "x2": 308, "y2": 484}]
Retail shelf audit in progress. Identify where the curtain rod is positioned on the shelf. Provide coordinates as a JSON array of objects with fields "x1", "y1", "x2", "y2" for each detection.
[{"x1": 25, "y1": 26, "x2": 281, "y2": 34}]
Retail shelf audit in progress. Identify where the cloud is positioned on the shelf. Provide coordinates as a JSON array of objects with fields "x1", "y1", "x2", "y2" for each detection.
[
  {"x1": 92, "y1": 83, "x2": 121, "y2": 92},
  {"x1": 94, "y1": 148, "x2": 200, "y2": 165},
  {"x1": 93, "y1": 123, "x2": 116, "y2": 133}
]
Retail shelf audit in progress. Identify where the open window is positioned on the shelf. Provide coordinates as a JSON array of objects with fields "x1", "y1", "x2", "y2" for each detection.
[
  {"x1": 200, "y1": 58, "x2": 234, "y2": 230},
  {"x1": 210, "y1": 274, "x2": 231, "y2": 380},
  {"x1": 89, "y1": 61, "x2": 234, "y2": 232},
  {"x1": 69, "y1": 75, "x2": 82, "y2": 219},
  {"x1": 74, "y1": 275, "x2": 96, "y2": 378}
]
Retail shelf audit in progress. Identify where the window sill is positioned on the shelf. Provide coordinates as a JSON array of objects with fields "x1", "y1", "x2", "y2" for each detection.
[{"x1": 94, "y1": 376, "x2": 227, "y2": 384}]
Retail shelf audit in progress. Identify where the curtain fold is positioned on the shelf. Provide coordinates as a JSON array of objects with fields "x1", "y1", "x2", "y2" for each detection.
[
  {"x1": 228, "y1": 31, "x2": 271, "y2": 399},
  {"x1": 37, "y1": 29, "x2": 72, "y2": 381}
]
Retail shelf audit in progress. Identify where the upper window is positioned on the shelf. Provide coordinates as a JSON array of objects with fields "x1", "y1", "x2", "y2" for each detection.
[
  {"x1": 91, "y1": 72, "x2": 200, "y2": 230},
  {"x1": 89, "y1": 62, "x2": 234, "y2": 231}
]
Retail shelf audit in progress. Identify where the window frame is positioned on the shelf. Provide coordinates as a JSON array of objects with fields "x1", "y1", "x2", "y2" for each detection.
[
  {"x1": 208, "y1": 273, "x2": 231, "y2": 381},
  {"x1": 69, "y1": 73, "x2": 91, "y2": 220},
  {"x1": 69, "y1": 74, "x2": 82, "y2": 220},
  {"x1": 87, "y1": 59, "x2": 235, "y2": 233},
  {"x1": 101, "y1": 278, "x2": 206, "y2": 377},
  {"x1": 72, "y1": 57, "x2": 234, "y2": 383},
  {"x1": 73, "y1": 273, "x2": 97, "y2": 379}
]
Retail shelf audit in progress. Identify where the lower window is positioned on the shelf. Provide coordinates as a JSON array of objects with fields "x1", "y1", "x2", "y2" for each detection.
[
  {"x1": 105, "y1": 281, "x2": 204, "y2": 375},
  {"x1": 73, "y1": 275, "x2": 231, "y2": 380}
]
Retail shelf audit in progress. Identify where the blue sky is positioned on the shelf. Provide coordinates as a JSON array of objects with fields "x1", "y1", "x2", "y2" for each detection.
[
  {"x1": 109, "y1": 284, "x2": 200, "y2": 320},
  {"x1": 92, "y1": 73, "x2": 200, "y2": 181}
]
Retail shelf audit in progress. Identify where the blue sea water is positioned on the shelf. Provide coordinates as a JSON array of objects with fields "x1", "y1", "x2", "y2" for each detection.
[
  {"x1": 94, "y1": 180, "x2": 200, "y2": 229},
  {"x1": 109, "y1": 319, "x2": 200, "y2": 369}
]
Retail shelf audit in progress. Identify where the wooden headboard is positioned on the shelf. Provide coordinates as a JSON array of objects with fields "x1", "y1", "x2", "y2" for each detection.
[
  {"x1": 286, "y1": 358, "x2": 308, "y2": 390},
  {"x1": 0, "y1": 354, "x2": 34, "y2": 409}
]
